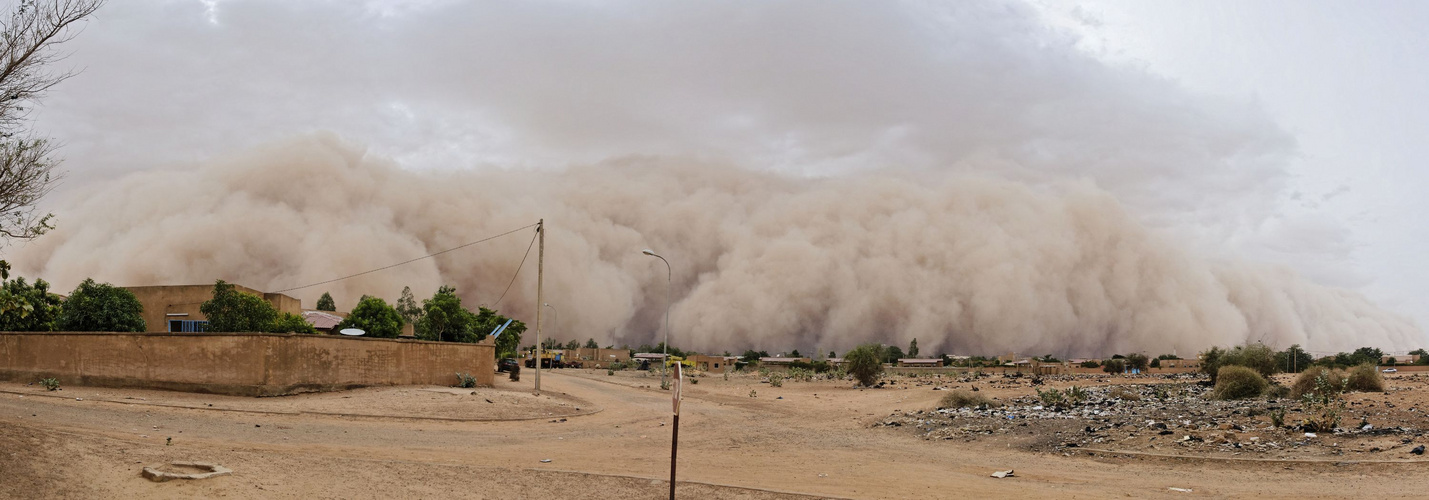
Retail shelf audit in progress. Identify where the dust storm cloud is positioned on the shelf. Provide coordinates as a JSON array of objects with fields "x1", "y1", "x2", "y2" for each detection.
[{"x1": 7, "y1": 133, "x2": 1419, "y2": 356}]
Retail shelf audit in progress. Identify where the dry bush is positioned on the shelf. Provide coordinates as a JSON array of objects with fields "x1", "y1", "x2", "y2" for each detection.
[
  {"x1": 1212, "y1": 366, "x2": 1267, "y2": 400},
  {"x1": 1291, "y1": 366, "x2": 1347, "y2": 399},
  {"x1": 1107, "y1": 387, "x2": 1141, "y2": 401},
  {"x1": 1345, "y1": 364, "x2": 1385, "y2": 392},
  {"x1": 939, "y1": 390, "x2": 993, "y2": 409}
]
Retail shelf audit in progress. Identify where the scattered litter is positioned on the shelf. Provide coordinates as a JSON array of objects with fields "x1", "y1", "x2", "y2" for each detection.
[
  {"x1": 1168, "y1": 487, "x2": 1193, "y2": 493},
  {"x1": 75, "y1": 398, "x2": 83, "y2": 401},
  {"x1": 990, "y1": 469, "x2": 1014, "y2": 478},
  {"x1": 539, "y1": 459, "x2": 552, "y2": 463},
  {"x1": 1413, "y1": 445, "x2": 1425, "y2": 455},
  {"x1": 1304, "y1": 433, "x2": 1317, "y2": 438},
  {"x1": 141, "y1": 461, "x2": 232, "y2": 482}
]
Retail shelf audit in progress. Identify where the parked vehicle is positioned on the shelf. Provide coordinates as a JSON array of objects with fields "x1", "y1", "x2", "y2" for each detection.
[
  {"x1": 1383, "y1": 367, "x2": 1398, "y2": 373},
  {"x1": 498, "y1": 358, "x2": 519, "y2": 372}
]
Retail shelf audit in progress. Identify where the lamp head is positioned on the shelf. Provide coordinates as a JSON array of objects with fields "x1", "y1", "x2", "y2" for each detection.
[{"x1": 642, "y1": 249, "x2": 657, "y2": 256}]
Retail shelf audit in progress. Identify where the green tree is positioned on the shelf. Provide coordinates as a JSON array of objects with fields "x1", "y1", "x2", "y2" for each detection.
[
  {"x1": 845, "y1": 343, "x2": 885, "y2": 387},
  {"x1": 907, "y1": 338, "x2": 919, "y2": 358},
  {"x1": 789, "y1": 349, "x2": 802, "y2": 358},
  {"x1": 1201, "y1": 344, "x2": 1276, "y2": 383},
  {"x1": 415, "y1": 286, "x2": 477, "y2": 342},
  {"x1": 316, "y1": 292, "x2": 336, "y2": 311},
  {"x1": 882, "y1": 345, "x2": 905, "y2": 364},
  {"x1": 396, "y1": 286, "x2": 422, "y2": 325},
  {"x1": 1351, "y1": 347, "x2": 1385, "y2": 366},
  {"x1": 829, "y1": 351, "x2": 837, "y2": 359},
  {"x1": 336, "y1": 296, "x2": 402, "y2": 338},
  {"x1": 1102, "y1": 358, "x2": 1126, "y2": 373},
  {"x1": 271, "y1": 312, "x2": 316, "y2": 334},
  {"x1": 0, "y1": 275, "x2": 61, "y2": 331},
  {"x1": 56, "y1": 278, "x2": 144, "y2": 332},
  {"x1": 471, "y1": 306, "x2": 524, "y2": 356},
  {"x1": 741, "y1": 350, "x2": 767, "y2": 362},
  {"x1": 562, "y1": 339, "x2": 578, "y2": 349},
  {"x1": 584, "y1": 338, "x2": 599, "y2": 349},
  {"x1": 1126, "y1": 353, "x2": 1149, "y2": 371},
  {"x1": 1274, "y1": 344, "x2": 1313, "y2": 373},
  {"x1": 200, "y1": 280, "x2": 277, "y2": 332}
]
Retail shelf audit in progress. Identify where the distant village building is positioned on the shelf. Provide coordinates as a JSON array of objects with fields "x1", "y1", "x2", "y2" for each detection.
[
  {"x1": 1383, "y1": 354, "x2": 1419, "y2": 365},
  {"x1": 123, "y1": 284, "x2": 304, "y2": 333},
  {"x1": 758, "y1": 357, "x2": 811, "y2": 371},
  {"x1": 897, "y1": 358, "x2": 943, "y2": 367},
  {"x1": 687, "y1": 354, "x2": 737, "y2": 373},
  {"x1": 562, "y1": 347, "x2": 631, "y2": 368},
  {"x1": 301, "y1": 311, "x2": 344, "y2": 335}
]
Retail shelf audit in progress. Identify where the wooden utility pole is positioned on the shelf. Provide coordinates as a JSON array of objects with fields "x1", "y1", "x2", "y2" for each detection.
[{"x1": 534, "y1": 219, "x2": 545, "y2": 394}]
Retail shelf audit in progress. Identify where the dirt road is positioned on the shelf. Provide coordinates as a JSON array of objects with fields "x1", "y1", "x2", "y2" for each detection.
[{"x1": 1, "y1": 371, "x2": 1424, "y2": 498}]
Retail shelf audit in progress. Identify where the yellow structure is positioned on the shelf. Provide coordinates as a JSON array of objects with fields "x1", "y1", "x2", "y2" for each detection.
[{"x1": 123, "y1": 284, "x2": 303, "y2": 333}]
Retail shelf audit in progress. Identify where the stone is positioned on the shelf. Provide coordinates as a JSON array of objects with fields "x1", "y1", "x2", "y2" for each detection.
[{"x1": 141, "y1": 462, "x2": 232, "y2": 482}]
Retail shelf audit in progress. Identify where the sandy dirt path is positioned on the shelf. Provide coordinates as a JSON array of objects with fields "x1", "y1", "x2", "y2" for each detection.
[{"x1": 2, "y1": 371, "x2": 1426, "y2": 498}]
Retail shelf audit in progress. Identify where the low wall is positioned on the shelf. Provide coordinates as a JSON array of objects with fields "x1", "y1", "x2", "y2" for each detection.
[{"x1": 0, "y1": 332, "x2": 494, "y2": 396}]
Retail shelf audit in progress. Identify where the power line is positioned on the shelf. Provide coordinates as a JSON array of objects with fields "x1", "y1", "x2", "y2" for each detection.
[
  {"x1": 272, "y1": 222, "x2": 540, "y2": 294},
  {"x1": 491, "y1": 228, "x2": 538, "y2": 308}
]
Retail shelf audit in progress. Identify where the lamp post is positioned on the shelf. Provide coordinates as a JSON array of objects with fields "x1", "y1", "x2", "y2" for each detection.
[
  {"x1": 642, "y1": 248, "x2": 671, "y2": 387},
  {"x1": 544, "y1": 302, "x2": 558, "y2": 346}
]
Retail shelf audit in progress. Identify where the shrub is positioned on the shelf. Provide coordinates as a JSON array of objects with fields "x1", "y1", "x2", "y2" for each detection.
[
  {"x1": 844, "y1": 343, "x2": 885, "y2": 387},
  {"x1": 939, "y1": 390, "x2": 992, "y2": 409},
  {"x1": 1300, "y1": 369, "x2": 1347, "y2": 432},
  {"x1": 57, "y1": 278, "x2": 144, "y2": 332},
  {"x1": 1037, "y1": 387, "x2": 1067, "y2": 409},
  {"x1": 1107, "y1": 387, "x2": 1140, "y2": 401},
  {"x1": 1290, "y1": 366, "x2": 1347, "y2": 399},
  {"x1": 1101, "y1": 359, "x2": 1125, "y2": 374},
  {"x1": 768, "y1": 373, "x2": 784, "y2": 387},
  {"x1": 40, "y1": 377, "x2": 59, "y2": 391},
  {"x1": 1345, "y1": 364, "x2": 1385, "y2": 393},
  {"x1": 1212, "y1": 366, "x2": 1267, "y2": 400},
  {"x1": 1202, "y1": 344, "x2": 1278, "y2": 383},
  {"x1": 455, "y1": 372, "x2": 477, "y2": 388},
  {"x1": 1065, "y1": 386, "x2": 1088, "y2": 404},
  {"x1": 1079, "y1": 360, "x2": 1100, "y2": 368}
]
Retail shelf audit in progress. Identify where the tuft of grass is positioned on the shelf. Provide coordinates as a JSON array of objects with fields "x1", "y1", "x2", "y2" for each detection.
[
  {"x1": 1212, "y1": 366, "x2": 1267, "y2": 400},
  {"x1": 768, "y1": 373, "x2": 784, "y2": 387},
  {"x1": 455, "y1": 372, "x2": 477, "y2": 388},
  {"x1": 40, "y1": 377, "x2": 59, "y2": 391},
  {"x1": 1345, "y1": 364, "x2": 1385, "y2": 393},
  {"x1": 939, "y1": 390, "x2": 993, "y2": 409}
]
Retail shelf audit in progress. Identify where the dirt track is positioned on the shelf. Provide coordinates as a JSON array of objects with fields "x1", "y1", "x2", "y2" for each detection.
[{"x1": 2, "y1": 370, "x2": 1426, "y2": 499}]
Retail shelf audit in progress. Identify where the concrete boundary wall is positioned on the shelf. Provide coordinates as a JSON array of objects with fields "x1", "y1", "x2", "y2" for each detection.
[{"x1": 0, "y1": 332, "x2": 494, "y2": 396}]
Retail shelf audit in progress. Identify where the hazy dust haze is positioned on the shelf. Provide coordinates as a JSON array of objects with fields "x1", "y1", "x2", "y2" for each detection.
[{"x1": 7, "y1": 133, "x2": 1419, "y2": 356}]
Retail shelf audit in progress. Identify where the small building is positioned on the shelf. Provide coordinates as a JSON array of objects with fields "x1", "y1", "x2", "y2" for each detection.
[
  {"x1": 897, "y1": 358, "x2": 943, "y2": 367},
  {"x1": 687, "y1": 354, "x2": 736, "y2": 373},
  {"x1": 1383, "y1": 354, "x2": 1420, "y2": 365},
  {"x1": 565, "y1": 347, "x2": 632, "y2": 368},
  {"x1": 301, "y1": 311, "x2": 344, "y2": 335},
  {"x1": 758, "y1": 357, "x2": 811, "y2": 371},
  {"x1": 124, "y1": 284, "x2": 303, "y2": 334}
]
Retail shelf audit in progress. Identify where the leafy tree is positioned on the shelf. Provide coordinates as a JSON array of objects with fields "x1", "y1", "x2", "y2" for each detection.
[
  {"x1": 472, "y1": 306, "x2": 524, "y2": 357},
  {"x1": 564, "y1": 339, "x2": 580, "y2": 350},
  {"x1": 57, "y1": 278, "x2": 143, "y2": 332},
  {"x1": 0, "y1": 275, "x2": 60, "y2": 331},
  {"x1": 1149, "y1": 358, "x2": 1160, "y2": 368},
  {"x1": 789, "y1": 349, "x2": 802, "y2": 358},
  {"x1": 584, "y1": 338, "x2": 598, "y2": 348},
  {"x1": 1102, "y1": 358, "x2": 1126, "y2": 373},
  {"x1": 844, "y1": 343, "x2": 885, "y2": 387},
  {"x1": 829, "y1": 351, "x2": 836, "y2": 359},
  {"x1": 336, "y1": 296, "x2": 402, "y2": 338},
  {"x1": 271, "y1": 312, "x2": 316, "y2": 334},
  {"x1": 1274, "y1": 344, "x2": 1313, "y2": 373},
  {"x1": 741, "y1": 349, "x2": 767, "y2": 362},
  {"x1": 316, "y1": 292, "x2": 336, "y2": 311},
  {"x1": 396, "y1": 286, "x2": 422, "y2": 325},
  {"x1": 1126, "y1": 353, "x2": 1149, "y2": 371},
  {"x1": 1352, "y1": 347, "x2": 1385, "y2": 366},
  {"x1": 1079, "y1": 360, "x2": 1101, "y2": 368},
  {"x1": 415, "y1": 286, "x2": 477, "y2": 342},
  {"x1": 201, "y1": 280, "x2": 277, "y2": 332},
  {"x1": 907, "y1": 338, "x2": 919, "y2": 358},
  {"x1": 1156, "y1": 354, "x2": 1182, "y2": 360},
  {"x1": 1201, "y1": 344, "x2": 1276, "y2": 383},
  {"x1": 882, "y1": 345, "x2": 905, "y2": 364},
  {"x1": 1037, "y1": 354, "x2": 1060, "y2": 363},
  {"x1": 1411, "y1": 348, "x2": 1429, "y2": 366},
  {"x1": 0, "y1": 0, "x2": 105, "y2": 243}
]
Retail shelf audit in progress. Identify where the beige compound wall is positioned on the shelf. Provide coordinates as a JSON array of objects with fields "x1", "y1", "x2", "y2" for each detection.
[{"x1": 0, "y1": 332, "x2": 493, "y2": 396}]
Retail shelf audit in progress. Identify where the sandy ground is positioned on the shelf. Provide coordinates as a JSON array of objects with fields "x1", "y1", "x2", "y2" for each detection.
[{"x1": 3, "y1": 368, "x2": 1429, "y2": 499}]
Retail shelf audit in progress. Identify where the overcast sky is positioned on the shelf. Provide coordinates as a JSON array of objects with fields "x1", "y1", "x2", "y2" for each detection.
[{"x1": 16, "y1": 0, "x2": 1429, "y2": 343}]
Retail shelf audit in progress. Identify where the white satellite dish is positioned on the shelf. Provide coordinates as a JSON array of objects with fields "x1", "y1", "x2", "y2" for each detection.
[{"x1": 339, "y1": 328, "x2": 365, "y2": 336}]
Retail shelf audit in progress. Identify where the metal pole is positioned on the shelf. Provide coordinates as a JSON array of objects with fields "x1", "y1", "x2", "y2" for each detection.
[
  {"x1": 661, "y1": 257, "x2": 670, "y2": 387},
  {"x1": 669, "y1": 412, "x2": 679, "y2": 500},
  {"x1": 534, "y1": 219, "x2": 544, "y2": 394}
]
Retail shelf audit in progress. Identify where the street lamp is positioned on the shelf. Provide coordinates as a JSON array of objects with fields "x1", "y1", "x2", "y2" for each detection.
[
  {"x1": 643, "y1": 248, "x2": 671, "y2": 387},
  {"x1": 544, "y1": 303, "x2": 558, "y2": 348}
]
